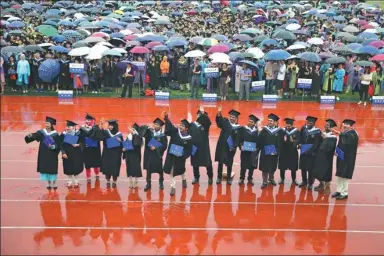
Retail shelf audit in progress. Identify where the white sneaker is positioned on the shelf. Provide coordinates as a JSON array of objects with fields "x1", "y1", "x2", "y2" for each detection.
[
  {"x1": 364, "y1": 102, "x2": 367, "y2": 106},
  {"x1": 358, "y1": 101, "x2": 362, "y2": 105},
  {"x1": 133, "y1": 179, "x2": 138, "y2": 188},
  {"x1": 336, "y1": 97, "x2": 340, "y2": 101},
  {"x1": 67, "y1": 180, "x2": 73, "y2": 187},
  {"x1": 95, "y1": 91, "x2": 98, "y2": 94},
  {"x1": 128, "y1": 178, "x2": 133, "y2": 188}
]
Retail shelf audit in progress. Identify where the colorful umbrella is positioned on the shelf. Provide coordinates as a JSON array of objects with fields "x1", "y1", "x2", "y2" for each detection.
[
  {"x1": 264, "y1": 50, "x2": 291, "y2": 61},
  {"x1": 8, "y1": 21, "x2": 25, "y2": 28},
  {"x1": 298, "y1": 52, "x2": 322, "y2": 62},
  {"x1": 371, "y1": 54, "x2": 384, "y2": 61},
  {"x1": 233, "y1": 34, "x2": 253, "y2": 42},
  {"x1": 208, "y1": 44, "x2": 230, "y2": 53},
  {"x1": 198, "y1": 38, "x2": 218, "y2": 47},
  {"x1": 145, "y1": 42, "x2": 163, "y2": 49},
  {"x1": 369, "y1": 41, "x2": 384, "y2": 49},
  {"x1": 1, "y1": 46, "x2": 25, "y2": 54},
  {"x1": 355, "y1": 46, "x2": 380, "y2": 55},
  {"x1": 152, "y1": 45, "x2": 169, "y2": 52},
  {"x1": 355, "y1": 60, "x2": 374, "y2": 67},
  {"x1": 325, "y1": 56, "x2": 346, "y2": 64},
  {"x1": 130, "y1": 46, "x2": 150, "y2": 54}
]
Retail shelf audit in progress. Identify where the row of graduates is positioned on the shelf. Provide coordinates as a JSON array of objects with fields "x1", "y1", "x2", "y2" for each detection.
[{"x1": 25, "y1": 109, "x2": 358, "y2": 199}]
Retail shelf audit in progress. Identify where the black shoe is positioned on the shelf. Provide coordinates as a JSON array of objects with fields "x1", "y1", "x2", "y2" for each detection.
[
  {"x1": 279, "y1": 179, "x2": 284, "y2": 185},
  {"x1": 112, "y1": 182, "x2": 117, "y2": 188},
  {"x1": 192, "y1": 178, "x2": 199, "y2": 184},
  {"x1": 144, "y1": 183, "x2": 151, "y2": 192},
  {"x1": 336, "y1": 194, "x2": 348, "y2": 200},
  {"x1": 299, "y1": 182, "x2": 307, "y2": 188},
  {"x1": 248, "y1": 179, "x2": 254, "y2": 186},
  {"x1": 292, "y1": 180, "x2": 298, "y2": 186},
  {"x1": 52, "y1": 185, "x2": 58, "y2": 190},
  {"x1": 314, "y1": 184, "x2": 324, "y2": 191},
  {"x1": 208, "y1": 178, "x2": 213, "y2": 185},
  {"x1": 216, "y1": 177, "x2": 222, "y2": 184},
  {"x1": 261, "y1": 182, "x2": 268, "y2": 189},
  {"x1": 332, "y1": 192, "x2": 341, "y2": 198},
  {"x1": 307, "y1": 184, "x2": 313, "y2": 190},
  {"x1": 227, "y1": 178, "x2": 232, "y2": 185},
  {"x1": 170, "y1": 187, "x2": 176, "y2": 196},
  {"x1": 239, "y1": 179, "x2": 245, "y2": 185},
  {"x1": 269, "y1": 180, "x2": 277, "y2": 186},
  {"x1": 95, "y1": 176, "x2": 100, "y2": 180},
  {"x1": 106, "y1": 182, "x2": 111, "y2": 188},
  {"x1": 182, "y1": 180, "x2": 187, "y2": 188},
  {"x1": 46, "y1": 185, "x2": 52, "y2": 189},
  {"x1": 159, "y1": 182, "x2": 164, "y2": 190}
]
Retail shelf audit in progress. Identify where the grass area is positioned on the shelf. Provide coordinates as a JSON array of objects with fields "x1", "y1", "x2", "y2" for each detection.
[
  {"x1": 367, "y1": 1, "x2": 384, "y2": 8},
  {"x1": 2, "y1": 87, "x2": 365, "y2": 102}
]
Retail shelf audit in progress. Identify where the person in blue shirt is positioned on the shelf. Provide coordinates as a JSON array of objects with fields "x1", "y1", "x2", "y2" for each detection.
[{"x1": 239, "y1": 63, "x2": 252, "y2": 101}]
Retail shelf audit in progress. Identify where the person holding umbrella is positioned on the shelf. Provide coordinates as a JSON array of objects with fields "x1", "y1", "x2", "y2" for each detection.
[
  {"x1": 359, "y1": 66, "x2": 372, "y2": 106},
  {"x1": 17, "y1": 53, "x2": 30, "y2": 94}
]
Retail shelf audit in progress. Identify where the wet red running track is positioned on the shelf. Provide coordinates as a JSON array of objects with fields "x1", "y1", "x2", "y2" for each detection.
[{"x1": 1, "y1": 96, "x2": 384, "y2": 255}]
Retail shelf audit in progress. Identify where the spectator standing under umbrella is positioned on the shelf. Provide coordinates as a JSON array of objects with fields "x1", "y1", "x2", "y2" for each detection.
[
  {"x1": 88, "y1": 60, "x2": 101, "y2": 94},
  {"x1": 6, "y1": 56, "x2": 18, "y2": 92},
  {"x1": 333, "y1": 63, "x2": 345, "y2": 98},
  {"x1": 219, "y1": 63, "x2": 230, "y2": 101},
  {"x1": 288, "y1": 60, "x2": 299, "y2": 97},
  {"x1": 351, "y1": 65, "x2": 363, "y2": 95},
  {"x1": 147, "y1": 55, "x2": 160, "y2": 90},
  {"x1": 31, "y1": 52, "x2": 44, "y2": 92},
  {"x1": 276, "y1": 60, "x2": 286, "y2": 99},
  {"x1": 345, "y1": 56, "x2": 354, "y2": 93},
  {"x1": 264, "y1": 61, "x2": 276, "y2": 94},
  {"x1": 112, "y1": 56, "x2": 121, "y2": 95},
  {"x1": 373, "y1": 65, "x2": 382, "y2": 96},
  {"x1": 239, "y1": 63, "x2": 252, "y2": 101},
  {"x1": 17, "y1": 53, "x2": 30, "y2": 94},
  {"x1": 322, "y1": 65, "x2": 335, "y2": 95},
  {"x1": 177, "y1": 56, "x2": 190, "y2": 92},
  {"x1": 160, "y1": 55, "x2": 170, "y2": 90},
  {"x1": 58, "y1": 53, "x2": 71, "y2": 91},
  {"x1": 310, "y1": 63, "x2": 322, "y2": 99},
  {"x1": 190, "y1": 58, "x2": 201, "y2": 98},
  {"x1": 359, "y1": 67, "x2": 372, "y2": 106},
  {"x1": 102, "y1": 56, "x2": 114, "y2": 92}
]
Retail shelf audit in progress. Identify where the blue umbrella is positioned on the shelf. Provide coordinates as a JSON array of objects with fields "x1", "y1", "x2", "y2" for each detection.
[
  {"x1": 46, "y1": 9, "x2": 62, "y2": 15},
  {"x1": 380, "y1": 49, "x2": 384, "y2": 54},
  {"x1": 213, "y1": 34, "x2": 228, "y2": 41},
  {"x1": 133, "y1": 11, "x2": 143, "y2": 17},
  {"x1": 43, "y1": 20, "x2": 58, "y2": 27},
  {"x1": 362, "y1": 38, "x2": 378, "y2": 46},
  {"x1": 167, "y1": 39, "x2": 188, "y2": 48},
  {"x1": 110, "y1": 32, "x2": 124, "y2": 38},
  {"x1": 171, "y1": 11, "x2": 183, "y2": 16},
  {"x1": 109, "y1": 24, "x2": 124, "y2": 30},
  {"x1": 298, "y1": 52, "x2": 322, "y2": 62},
  {"x1": 334, "y1": 24, "x2": 346, "y2": 30},
  {"x1": 102, "y1": 10, "x2": 112, "y2": 16},
  {"x1": 347, "y1": 43, "x2": 363, "y2": 51},
  {"x1": 121, "y1": 17, "x2": 134, "y2": 22},
  {"x1": 52, "y1": 35, "x2": 66, "y2": 43},
  {"x1": 261, "y1": 39, "x2": 279, "y2": 47},
  {"x1": 333, "y1": 15, "x2": 346, "y2": 21},
  {"x1": 143, "y1": 1, "x2": 156, "y2": 5},
  {"x1": 100, "y1": 29, "x2": 112, "y2": 34},
  {"x1": 62, "y1": 30, "x2": 82, "y2": 40},
  {"x1": 326, "y1": 11, "x2": 337, "y2": 17},
  {"x1": 9, "y1": 21, "x2": 25, "y2": 28},
  {"x1": 206, "y1": 18, "x2": 218, "y2": 23},
  {"x1": 233, "y1": 34, "x2": 253, "y2": 42},
  {"x1": 238, "y1": 60, "x2": 258, "y2": 68},
  {"x1": 264, "y1": 50, "x2": 291, "y2": 61},
  {"x1": 58, "y1": 20, "x2": 75, "y2": 27},
  {"x1": 74, "y1": 18, "x2": 88, "y2": 25},
  {"x1": 355, "y1": 46, "x2": 380, "y2": 55},
  {"x1": 127, "y1": 23, "x2": 141, "y2": 28},
  {"x1": 307, "y1": 9, "x2": 318, "y2": 15},
  {"x1": 358, "y1": 32, "x2": 378, "y2": 40},
  {"x1": 152, "y1": 45, "x2": 170, "y2": 51},
  {"x1": 287, "y1": 19, "x2": 299, "y2": 24},
  {"x1": 49, "y1": 45, "x2": 70, "y2": 54},
  {"x1": 38, "y1": 59, "x2": 60, "y2": 82}
]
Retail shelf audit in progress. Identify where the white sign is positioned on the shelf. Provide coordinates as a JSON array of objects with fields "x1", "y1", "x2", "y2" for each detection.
[
  {"x1": 372, "y1": 96, "x2": 384, "y2": 104},
  {"x1": 204, "y1": 67, "x2": 219, "y2": 73},
  {"x1": 154, "y1": 91, "x2": 170, "y2": 100},
  {"x1": 262, "y1": 94, "x2": 278, "y2": 103},
  {"x1": 202, "y1": 93, "x2": 217, "y2": 102},
  {"x1": 69, "y1": 63, "x2": 84, "y2": 74},
  {"x1": 131, "y1": 61, "x2": 145, "y2": 67},
  {"x1": 58, "y1": 90, "x2": 73, "y2": 99},
  {"x1": 69, "y1": 63, "x2": 84, "y2": 69},
  {"x1": 252, "y1": 80, "x2": 265, "y2": 87},
  {"x1": 297, "y1": 78, "x2": 312, "y2": 89},
  {"x1": 320, "y1": 95, "x2": 336, "y2": 104}
]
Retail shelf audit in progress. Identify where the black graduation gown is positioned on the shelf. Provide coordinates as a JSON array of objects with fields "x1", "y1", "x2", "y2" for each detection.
[
  {"x1": 214, "y1": 114, "x2": 241, "y2": 166},
  {"x1": 122, "y1": 134, "x2": 143, "y2": 178},
  {"x1": 313, "y1": 133, "x2": 337, "y2": 182},
  {"x1": 259, "y1": 126, "x2": 283, "y2": 173},
  {"x1": 336, "y1": 130, "x2": 359, "y2": 179},
  {"x1": 60, "y1": 131, "x2": 84, "y2": 176},
  {"x1": 79, "y1": 125, "x2": 101, "y2": 169},
  {"x1": 95, "y1": 128, "x2": 123, "y2": 177},
  {"x1": 102, "y1": 62, "x2": 113, "y2": 87},
  {"x1": 237, "y1": 126, "x2": 260, "y2": 170},
  {"x1": 189, "y1": 114, "x2": 212, "y2": 167},
  {"x1": 59, "y1": 60, "x2": 71, "y2": 86},
  {"x1": 32, "y1": 58, "x2": 44, "y2": 84},
  {"x1": 142, "y1": 128, "x2": 168, "y2": 174},
  {"x1": 24, "y1": 129, "x2": 60, "y2": 175},
  {"x1": 279, "y1": 127, "x2": 300, "y2": 171},
  {"x1": 163, "y1": 117, "x2": 192, "y2": 177},
  {"x1": 299, "y1": 126, "x2": 323, "y2": 171}
]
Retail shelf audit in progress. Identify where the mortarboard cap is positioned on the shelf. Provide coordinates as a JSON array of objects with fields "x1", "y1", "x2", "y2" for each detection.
[
  {"x1": 153, "y1": 118, "x2": 165, "y2": 127},
  {"x1": 46, "y1": 116, "x2": 56, "y2": 125},
  {"x1": 342, "y1": 119, "x2": 356, "y2": 126},
  {"x1": 180, "y1": 119, "x2": 190, "y2": 128},
  {"x1": 249, "y1": 114, "x2": 260, "y2": 123},
  {"x1": 196, "y1": 109, "x2": 208, "y2": 115},
  {"x1": 326, "y1": 119, "x2": 337, "y2": 128},
  {"x1": 66, "y1": 120, "x2": 78, "y2": 127},
  {"x1": 268, "y1": 113, "x2": 280, "y2": 121},
  {"x1": 228, "y1": 109, "x2": 241, "y2": 118},
  {"x1": 85, "y1": 113, "x2": 95, "y2": 120},
  {"x1": 306, "y1": 116, "x2": 318, "y2": 123},
  {"x1": 284, "y1": 118, "x2": 295, "y2": 125},
  {"x1": 132, "y1": 123, "x2": 140, "y2": 131},
  {"x1": 107, "y1": 119, "x2": 118, "y2": 125}
]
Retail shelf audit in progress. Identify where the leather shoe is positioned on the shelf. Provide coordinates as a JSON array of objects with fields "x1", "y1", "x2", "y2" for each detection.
[
  {"x1": 182, "y1": 180, "x2": 187, "y2": 188},
  {"x1": 332, "y1": 192, "x2": 341, "y2": 198},
  {"x1": 227, "y1": 179, "x2": 232, "y2": 185},
  {"x1": 170, "y1": 187, "x2": 175, "y2": 196},
  {"x1": 159, "y1": 182, "x2": 164, "y2": 190},
  {"x1": 336, "y1": 194, "x2": 348, "y2": 200},
  {"x1": 216, "y1": 177, "x2": 222, "y2": 184},
  {"x1": 298, "y1": 182, "x2": 307, "y2": 188},
  {"x1": 192, "y1": 178, "x2": 199, "y2": 184},
  {"x1": 307, "y1": 184, "x2": 313, "y2": 190},
  {"x1": 144, "y1": 184, "x2": 151, "y2": 192},
  {"x1": 239, "y1": 179, "x2": 245, "y2": 185},
  {"x1": 247, "y1": 179, "x2": 254, "y2": 186},
  {"x1": 208, "y1": 178, "x2": 213, "y2": 185},
  {"x1": 261, "y1": 183, "x2": 268, "y2": 189},
  {"x1": 269, "y1": 180, "x2": 277, "y2": 186}
]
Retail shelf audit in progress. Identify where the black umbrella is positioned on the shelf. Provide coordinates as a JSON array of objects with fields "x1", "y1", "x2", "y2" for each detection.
[{"x1": 24, "y1": 45, "x2": 46, "y2": 53}]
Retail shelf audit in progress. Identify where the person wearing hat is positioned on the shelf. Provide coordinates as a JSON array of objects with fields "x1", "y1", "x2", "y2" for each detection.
[
  {"x1": 259, "y1": 113, "x2": 282, "y2": 189},
  {"x1": 142, "y1": 118, "x2": 168, "y2": 192},
  {"x1": 312, "y1": 119, "x2": 338, "y2": 195},
  {"x1": 189, "y1": 105, "x2": 214, "y2": 185},
  {"x1": 80, "y1": 113, "x2": 101, "y2": 183},
  {"x1": 96, "y1": 119, "x2": 123, "y2": 188},
  {"x1": 331, "y1": 119, "x2": 359, "y2": 200},
  {"x1": 58, "y1": 53, "x2": 71, "y2": 91},
  {"x1": 299, "y1": 116, "x2": 323, "y2": 190},
  {"x1": 31, "y1": 52, "x2": 44, "y2": 93},
  {"x1": 214, "y1": 107, "x2": 242, "y2": 185},
  {"x1": 60, "y1": 120, "x2": 83, "y2": 188},
  {"x1": 278, "y1": 118, "x2": 300, "y2": 185},
  {"x1": 25, "y1": 116, "x2": 60, "y2": 189},
  {"x1": 122, "y1": 123, "x2": 143, "y2": 189},
  {"x1": 237, "y1": 114, "x2": 260, "y2": 185},
  {"x1": 162, "y1": 111, "x2": 193, "y2": 196}
]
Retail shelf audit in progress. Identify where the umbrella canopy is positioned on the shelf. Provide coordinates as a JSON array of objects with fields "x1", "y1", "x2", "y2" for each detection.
[
  {"x1": 264, "y1": 50, "x2": 291, "y2": 61},
  {"x1": 347, "y1": 43, "x2": 363, "y2": 51},
  {"x1": 145, "y1": 42, "x2": 163, "y2": 49},
  {"x1": 233, "y1": 34, "x2": 253, "y2": 42},
  {"x1": 343, "y1": 25, "x2": 359, "y2": 33},
  {"x1": 38, "y1": 25, "x2": 58, "y2": 37},
  {"x1": 238, "y1": 60, "x2": 258, "y2": 68},
  {"x1": 308, "y1": 37, "x2": 324, "y2": 45},
  {"x1": 198, "y1": 38, "x2": 218, "y2": 47},
  {"x1": 185, "y1": 50, "x2": 206, "y2": 58},
  {"x1": 24, "y1": 45, "x2": 45, "y2": 53},
  {"x1": 8, "y1": 21, "x2": 25, "y2": 28},
  {"x1": 208, "y1": 44, "x2": 230, "y2": 53},
  {"x1": 130, "y1": 46, "x2": 150, "y2": 54},
  {"x1": 355, "y1": 60, "x2": 374, "y2": 67},
  {"x1": 102, "y1": 49, "x2": 122, "y2": 57},
  {"x1": 286, "y1": 23, "x2": 301, "y2": 31},
  {"x1": 152, "y1": 45, "x2": 170, "y2": 51},
  {"x1": 209, "y1": 53, "x2": 230, "y2": 60},
  {"x1": 369, "y1": 41, "x2": 384, "y2": 49},
  {"x1": 272, "y1": 29, "x2": 296, "y2": 40},
  {"x1": 286, "y1": 44, "x2": 307, "y2": 51},
  {"x1": 371, "y1": 54, "x2": 384, "y2": 61},
  {"x1": 298, "y1": 52, "x2": 322, "y2": 62},
  {"x1": 68, "y1": 47, "x2": 91, "y2": 56},
  {"x1": 240, "y1": 28, "x2": 262, "y2": 36},
  {"x1": 38, "y1": 59, "x2": 60, "y2": 82},
  {"x1": 1, "y1": 46, "x2": 25, "y2": 54},
  {"x1": 332, "y1": 45, "x2": 354, "y2": 55},
  {"x1": 325, "y1": 56, "x2": 346, "y2": 64},
  {"x1": 49, "y1": 45, "x2": 70, "y2": 54},
  {"x1": 246, "y1": 47, "x2": 265, "y2": 59},
  {"x1": 356, "y1": 46, "x2": 380, "y2": 55},
  {"x1": 52, "y1": 35, "x2": 66, "y2": 43}
]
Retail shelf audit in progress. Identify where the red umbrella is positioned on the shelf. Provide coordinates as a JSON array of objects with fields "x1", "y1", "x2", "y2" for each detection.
[
  {"x1": 11, "y1": 4, "x2": 22, "y2": 9},
  {"x1": 130, "y1": 46, "x2": 150, "y2": 54},
  {"x1": 355, "y1": 20, "x2": 368, "y2": 26},
  {"x1": 208, "y1": 44, "x2": 230, "y2": 53},
  {"x1": 371, "y1": 54, "x2": 384, "y2": 61},
  {"x1": 368, "y1": 41, "x2": 384, "y2": 49},
  {"x1": 124, "y1": 34, "x2": 138, "y2": 41},
  {"x1": 91, "y1": 32, "x2": 109, "y2": 38},
  {"x1": 361, "y1": 24, "x2": 374, "y2": 30},
  {"x1": 145, "y1": 41, "x2": 163, "y2": 49},
  {"x1": 185, "y1": 10, "x2": 197, "y2": 15}
]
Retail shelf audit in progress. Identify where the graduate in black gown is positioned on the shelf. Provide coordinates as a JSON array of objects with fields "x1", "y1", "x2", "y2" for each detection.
[
  {"x1": 236, "y1": 114, "x2": 260, "y2": 186},
  {"x1": 122, "y1": 123, "x2": 143, "y2": 189},
  {"x1": 278, "y1": 118, "x2": 300, "y2": 185},
  {"x1": 258, "y1": 113, "x2": 283, "y2": 189},
  {"x1": 60, "y1": 120, "x2": 83, "y2": 188},
  {"x1": 189, "y1": 105, "x2": 213, "y2": 185},
  {"x1": 214, "y1": 108, "x2": 241, "y2": 185},
  {"x1": 58, "y1": 54, "x2": 71, "y2": 90},
  {"x1": 299, "y1": 116, "x2": 323, "y2": 190},
  {"x1": 79, "y1": 113, "x2": 101, "y2": 183},
  {"x1": 24, "y1": 117, "x2": 60, "y2": 189},
  {"x1": 142, "y1": 118, "x2": 168, "y2": 191},
  {"x1": 313, "y1": 119, "x2": 338, "y2": 195},
  {"x1": 331, "y1": 119, "x2": 359, "y2": 200},
  {"x1": 163, "y1": 111, "x2": 193, "y2": 196},
  {"x1": 95, "y1": 119, "x2": 123, "y2": 188}
]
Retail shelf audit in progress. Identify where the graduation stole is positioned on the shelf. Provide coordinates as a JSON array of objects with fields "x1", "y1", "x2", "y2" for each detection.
[
  {"x1": 283, "y1": 127, "x2": 298, "y2": 136},
  {"x1": 106, "y1": 129, "x2": 122, "y2": 138},
  {"x1": 193, "y1": 122, "x2": 201, "y2": 128},
  {"x1": 41, "y1": 129, "x2": 57, "y2": 137},
  {"x1": 178, "y1": 128, "x2": 192, "y2": 140},
  {"x1": 305, "y1": 127, "x2": 321, "y2": 136},
  {"x1": 264, "y1": 126, "x2": 280, "y2": 135},
  {"x1": 324, "y1": 132, "x2": 337, "y2": 139},
  {"x1": 152, "y1": 130, "x2": 164, "y2": 138},
  {"x1": 244, "y1": 125, "x2": 257, "y2": 134}
]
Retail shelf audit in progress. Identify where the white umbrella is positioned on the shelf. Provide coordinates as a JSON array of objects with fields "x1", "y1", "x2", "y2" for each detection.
[
  {"x1": 364, "y1": 29, "x2": 377, "y2": 34},
  {"x1": 120, "y1": 29, "x2": 134, "y2": 35},
  {"x1": 286, "y1": 23, "x2": 301, "y2": 31},
  {"x1": 68, "y1": 47, "x2": 91, "y2": 56},
  {"x1": 308, "y1": 37, "x2": 324, "y2": 45},
  {"x1": 369, "y1": 22, "x2": 379, "y2": 28},
  {"x1": 286, "y1": 55, "x2": 298, "y2": 60},
  {"x1": 95, "y1": 42, "x2": 114, "y2": 48},
  {"x1": 84, "y1": 37, "x2": 106, "y2": 44},
  {"x1": 246, "y1": 47, "x2": 265, "y2": 59},
  {"x1": 86, "y1": 45, "x2": 109, "y2": 60},
  {"x1": 211, "y1": 58, "x2": 232, "y2": 64},
  {"x1": 209, "y1": 52, "x2": 229, "y2": 60},
  {"x1": 286, "y1": 44, "x2": 307, "y2": 51},
  {"x1": 38, "y1": 43, "x2": 54, "y2": 47},
  {"x1": 343, "y1": 25, "x2": 359, "y2": 33},
  {"x1": 185, "y1": 50, "x2": 206, "y2": 58}
]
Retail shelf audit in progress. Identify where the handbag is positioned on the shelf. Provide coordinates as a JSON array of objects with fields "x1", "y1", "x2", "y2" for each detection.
[{"x1": 368, "y1": 83, "x2": 374, "y2": 96}]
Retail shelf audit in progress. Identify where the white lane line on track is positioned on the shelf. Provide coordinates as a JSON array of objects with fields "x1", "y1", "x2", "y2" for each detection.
[{"x1": 1, "y1": 226, "x2": 384, "y2": 233}]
